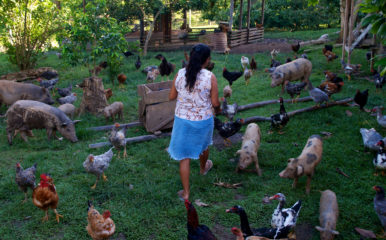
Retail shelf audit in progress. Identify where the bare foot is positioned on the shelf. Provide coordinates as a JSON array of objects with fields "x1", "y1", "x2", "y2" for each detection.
[
  {"x1": 201, "y1": 160, "x2": 213, "y2": 175},
  {"x1": 177, "y1": 190, "x2": 189, "y2": 201}
]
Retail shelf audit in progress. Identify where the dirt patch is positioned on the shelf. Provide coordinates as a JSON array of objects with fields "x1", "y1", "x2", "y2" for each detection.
[
  {"x1": 230, "y1": 38, "x2": 297, "y2": 54},
  {"x1": 295, "y1": 223, "x2": 315, "y2": 240},
  {"x1": 213, "y1": 132, "x2": 243, "y2": 151},
  {"x1": 211, "y1": 222, "x2": 234, "y2": 240}
]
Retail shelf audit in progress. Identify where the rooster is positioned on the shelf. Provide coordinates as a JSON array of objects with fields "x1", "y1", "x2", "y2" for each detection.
[
  {"x1": 105, "y1": 88, "x2": 113, "y2": 100},
  {"x1": 117, "y1": 73, "x2": 127, "y2": 88},
  {"x1": 250, "y1": 57, "x2": 257, "y2": 71},
  {"x1": 214, "y1": 117, "x2": 244, "y2": 146},
  {"x1": 270, "y1": 97, "x2": 289, "y2": 134},
  {"x1": 135, "y1": 56, "x2": 141, "y2": 70},
  {"x1": 319, "y1": 77, "x2": 344, "y2": 97},
  {"x1": 83, "y1": 148, "x2": 114, "y2": 189},
  {"x1": 223, "y1": 67, "x2": 243, "y2": 86},
  {"x1": 244, "y1": 67, "x2": 253, "y2": 86},
  {"x1": 87, "y1": 201, "x2": 115, "y2": 240},
  {"x1": 158, "y1": 56, "x2": 175, "y2": 81},
  {"x1": 185, "y1": 199, "x2": 217, "y2": 240},
  {"x1": 32, "y1": 174, "x2": 63, "y2": 223},
  {"x1": 15, "y1": 162, "x2": 37, "y2": 203},
  {"x1": 56, "y1": 84, "x2": 72, "y2": 97},
  {"x1": 354, "y1": 89, "x2": 369, "y2": 111},
  {"x1": 109, "y1": 123, "x2": 127, "y2": 158},
  {"x1": 221, "y1": 97, "x2": 238, "y2": 121},
  {"x1": 323, "y1": 50, "x2": 338, "y2": 62}
]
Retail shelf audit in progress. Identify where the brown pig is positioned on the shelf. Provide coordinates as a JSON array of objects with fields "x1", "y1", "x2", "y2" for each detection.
[
  {"x1": 103, "y1": 101, "x2": 124, "y2": 121},
  {"x1": 279, "y1": 134, "x2": 323, "y2": 194},
  {"x1": 0, "y1": 80, "x2": 54, "y2": 106},
  {"x1": 6, "y1": 100, "x2": 79, "y2": 144},
  {"x1": 269, "y1": 58, "x2": 312, "y2": 93},
  {"x1": 236, "y1": 123, "x2": 262, "y2": 175},
  {"x1": 315, "y1": 190, "x2": 339, "y2": 240}
]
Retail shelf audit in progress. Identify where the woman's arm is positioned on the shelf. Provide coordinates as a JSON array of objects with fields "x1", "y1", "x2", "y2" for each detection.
[
  {"x1": 210, "y1": 74, "x2": 221, "y2": 114},
  {"x1": 169, "y1": 73, "x2": 178, "y2": 100}
]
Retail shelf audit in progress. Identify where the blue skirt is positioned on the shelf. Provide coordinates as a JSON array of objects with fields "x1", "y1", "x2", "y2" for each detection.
[{"x1": 168, "y1": 116, "x2": 214, "y2": 160}]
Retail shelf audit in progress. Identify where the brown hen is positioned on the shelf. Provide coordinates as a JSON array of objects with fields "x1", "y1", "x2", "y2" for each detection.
[
  {"x1": 117, "y1": 74, "x2": 126, "y2": 88},
  {"x1": 87, "y1": 201, "x2": 115, "y2": 240}
]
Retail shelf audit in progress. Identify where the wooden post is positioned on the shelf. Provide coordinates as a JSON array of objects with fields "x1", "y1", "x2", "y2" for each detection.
[
  {"x1": 83, "y1": 0, "x2": 86, "y2": 13},
  {"x1": 339, "y1": 0, "x2": 346, "y2": 42},
  {"x1": 347, "y1": 0, "x2": 355, "y2": 64},
  {"x1": 238, "y1": 0, "x2": 243, "y2": 30},
  {"x1": 229, "y1": 0, "x2": 234, "y2": 31},
  {"x1": 246, "y1": 0, "x2": 251, "y2": 42},
  {"x1": 182, "y1": 9, "x2": 187, "y2": 29},
  {"x1": 341, "y1": 0, "x2": 351, "y2": 60},
  {"x1": 261, "y1": 0, "x2": 265, "y2": 25}
]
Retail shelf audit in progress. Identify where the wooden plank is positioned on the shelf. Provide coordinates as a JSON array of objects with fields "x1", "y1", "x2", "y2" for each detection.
[
  {"x1": 86, "y1": 121, "x2": 142, "y2": 131},
  {"x1": 145, "y1": 101, "x2": 176, "y2": 132}
]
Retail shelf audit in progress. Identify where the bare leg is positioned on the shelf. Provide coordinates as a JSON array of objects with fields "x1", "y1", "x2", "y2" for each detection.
[
  {"x1": 53, "y1": 209, "x2": 63, "y2": 223},
  {"x1": 292, "y1": 177, "x2": 298, "y2": 188},
  {"x1": 199, "y1": 149, "x2": 209, "y2": 175},
  {"x1": 179, "y1": 158, "x2": 190, "y2": 200}
]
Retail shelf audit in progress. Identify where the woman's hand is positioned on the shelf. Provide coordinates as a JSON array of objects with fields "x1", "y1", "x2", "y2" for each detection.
[
  {"x1": 169, "y1": 73, "x2": 178, "y2": 101},
  {"x1": 210, "y1": 74, "x2": 220, "y2": 109}
]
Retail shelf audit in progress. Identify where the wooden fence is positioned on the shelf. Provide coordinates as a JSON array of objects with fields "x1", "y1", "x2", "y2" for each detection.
[{"x1": 228, "y1": 27, "x2": 264, "y2": 48}]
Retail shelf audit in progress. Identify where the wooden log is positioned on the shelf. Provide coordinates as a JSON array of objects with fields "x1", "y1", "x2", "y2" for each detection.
[
  {"x1": 237, "y1": 96, "x2": 312, "y2": 112},
  {"x1": 86, "y1": 121, "x2": 142, "y2": 131},
  {"x1": 89, "y1": 132, "x2": 172, "y2": 149}
]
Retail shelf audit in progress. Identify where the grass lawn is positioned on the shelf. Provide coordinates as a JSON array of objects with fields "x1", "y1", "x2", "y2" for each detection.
[
  {"x1": 0, "y1": 30, "x2": 385, "y2": 239},
  {"x1": 264, "y1": 28, "x2": 340, "y2": 41}
]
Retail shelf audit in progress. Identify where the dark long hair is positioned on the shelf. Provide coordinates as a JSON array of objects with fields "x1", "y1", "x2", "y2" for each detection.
[{"x1": 185, "y1": 44, "x2": 211, "y2": 92}]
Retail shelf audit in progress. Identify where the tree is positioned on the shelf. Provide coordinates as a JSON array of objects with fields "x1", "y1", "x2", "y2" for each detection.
[
  {"x1": 0, "y1": 0, "x2": 64, "y2": 70},
  {"x1": 60, "y1": 0, "x2": 128, "y2": 85}
]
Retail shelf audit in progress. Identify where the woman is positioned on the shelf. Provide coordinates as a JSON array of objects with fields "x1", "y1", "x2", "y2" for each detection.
[{"x1": 168, "y1": 44, "x2": 220, "y2": 201}]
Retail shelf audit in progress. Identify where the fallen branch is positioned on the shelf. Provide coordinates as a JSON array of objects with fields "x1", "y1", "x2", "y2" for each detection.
[
  {"x1": 336, "y1": 167, "x2": 350, "y2": 178},
  {"x1": 237, "y1": 96, "x2": 312, "y2": 112},
  {"x1": 89, "y1": 132, "x2": 171, "y2": 149},
  {"x1": 86, "y1": 121, "x2": 142, "y2": 131}
]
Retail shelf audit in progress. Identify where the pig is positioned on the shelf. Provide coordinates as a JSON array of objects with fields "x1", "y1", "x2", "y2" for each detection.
[
  {"x1": 0, "y1": 80, "x2": 54, "y2": 107},
  {"x1": 315, "y1": 190, "x2": 339, "y2": 240},
  {"x1": 236, "y1": 123, "x2": 262, "y2": 175},
  {"x1": 103, "y1": 101, "x2": 124, "y2": 121},
  {"x1": 6, "y1": 100, "x2": 79, "y2": 144},
  {"x1": 279, "y1": 134, "x2": 323, "y2": 194},
  {"x1": 58, "y1": 103, "x2": 76, "y2": 119},
  {"x1": 269, "y1": 58, "x2": 312, "y2": 93}
]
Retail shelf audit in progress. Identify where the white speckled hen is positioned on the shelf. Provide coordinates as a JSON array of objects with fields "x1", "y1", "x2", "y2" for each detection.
[
  {"x1": 360, "y1": 128, "x2": 386, "y2": 152},
  {"x1": 83, "y1": 148, "x2": 114, "y2": 189},
  {"x1": 109, "y1": 123, "x2": 127, "y2": 158},
  {"x1": 15, "y1": 162, "x2": 37, "y2": 203}
]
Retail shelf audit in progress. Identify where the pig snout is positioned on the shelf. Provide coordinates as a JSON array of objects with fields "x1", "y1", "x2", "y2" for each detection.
[{"x1": 279, "y1": 170, "x2": 291, "y2": 178}]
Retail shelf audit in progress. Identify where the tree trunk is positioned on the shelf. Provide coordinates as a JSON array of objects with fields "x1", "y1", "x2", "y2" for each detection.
[
  {"x1": 246, "y1": 0, "x2": 251, "y2": 41},
  {"x1": 229, "y1": 0, "x2": 234, "y2": 31},
  {"x1": 338, "y1": 0, "x2": 346, "y2": 42},
  {"x1": 182, "y1": 9, "x2": 187, "y2": 29},
  {"x1": 347, "y1": 0, "x2": 355, "y2": 64},
  {"x1": 341, "y1": 0, "x2": 351, "y2": 60},
  {"x1": 239, "y1": 0, "x2": 243, "y2": 30},
  {"x1": 78, "y1": 77, "x2": 108, "y2": 116},
  {"x1": 143, "y1": 8, "x2": 163, "y2": 56},
  {"x1": 83, "y1": 0, "x2": 86, "y2": 13},
  {"x1": 261, "y1": 0, "x2": 265, "y2": 25}
]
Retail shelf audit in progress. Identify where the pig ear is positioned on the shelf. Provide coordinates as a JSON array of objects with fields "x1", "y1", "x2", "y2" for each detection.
[
  {"x1": 296, "y1": 165, "x2": 304, "y2": 175},
  {"x1": 72, "y1": 120, "x2": 81, "y2": 124},
  {"x1": 331, "y1": 230, "x2": 339, "y2": 235},
  {"x1": 315, "y1": 226, "x2": 324, "y2": 232}
]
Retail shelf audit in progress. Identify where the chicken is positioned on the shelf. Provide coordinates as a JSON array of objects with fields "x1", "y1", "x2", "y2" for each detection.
[
  {"x1": 15, "y1": 162, "x2": 37, "y2": 203},
  {"x1": 123, "y1": 50, "x2": 133, "y2": 57},
  {"x1": 155, "y1": 54, "x2": 164, "y2": 60},
  {"x1": 244, "y1": 67, "x2": 253, "y2": 85},
  {"x1": 291, "y1": 42, "x2": 300, "y2": 55},
  {"x1": 354, "y1": 89, "x2": 369, "y2": 111},
  {"x1": 360, "y1": 128, "x2": 386, "y2": 152},
  {"x1": 57, "y1": 93, "x2": 77, "y2": 105},
  {"x1": 270, "y1": 49, "x2": 279, "y2": 59},
  {"x1": 90, "y1": 61, "x2": 108, "y2": 76},
  {"x1": 147, "y1": 69, "x2": 160, "y2": 83},
  {"x1": 250, "y1": 57, "x2": 257, "y2": 71},
  {"x1": 323, "y1": 50, "x2": 338, "y2": 62},
  {"x1": 32, "y1": 174, "x2": 62, "y2": 223},
  {"x1": 142, "y1": 65, "x2": 158, "y2": 74},
  {"x1": 269, "y1": 193, "x2": 302, "y2": 233},
  {"x1": 341, "y1": 59, "x2": 361, "y2": 81},
  {"x1": 324, "y1": 70, "x2": 337, "y2": 82},
  {"x1": 206, "y1": 61, "x2": 215, "y2": 71},
  {"x1": 40, "y1": 71, "x2": 58, "y2": 80},
  {"x1": 366, "y1": 51, "x2": 372, "y2": 61},
  {"x1": 231, "y1": 228, "x2": 271, "y2": 240},
  {"x1": 372, "y1": 106, "x2": 386, "y2": 128},
  {"x1": 223, "y1": 67, "x2": 243, "y2": 86},
  {"x1": 318, "y1": 78, "x2": 344, "y2": 97},
  {"x1": 158, "y1": 56, "x2": 175, "y2": 81},
  {"x1": 375, "y1": 73, "x2": 385, "y2": 92},
  {"x1": 223, "y1": 85, "x2": 232, "y2": 99},
  {"x1": 109, "y1": 123, "x2": 127, "y2": 158},
  {"x1": 221, "y1": 97, "x2": 238, "y2": 121},
  {"x1": 373, "y1": 186, "x2": 386, "y2": 232},
  {"x1": 56, "y1": 84, "x2": 72, "y2": 97},
  {"x1": 323, "y1": 45, "x2": 333, "y2": 52},
  {"x1": 308, "y1": 81, "x2": 329, "y2": 107},
  {"x1": 185, "y1": 199, "x2": 217, "y2": 240},
  {"x1": 135, "y1": 56, "x2": 141, "y2": 70},
  {"x1": 270, "y1": 59, "x2": 281, "y2": 68},
  {"x1": 87, "y1": 201, "x2": 115, "y2": 240},
  {"x1": 270, "y1": 97, "x2": 289, "y2": 134},
  {"x1": 373, "y1": 141, "x2": 386, "y2": 175},
  {"x1": 241, "y1": 56, "x2": 250, "y2": 69},
  {"x1": 300, "y1": 53, "x2": 308, "y2": 59},
  {"x1": 83, "y1": 148, "x2": 114, "y2": 189},
  {"x1": 37, "y1": 77, "x2": 59, "y2": 91},
  {"x1": 214, "y1": 117, "x2": 244, "y2": 146},
  {"x1": 117, "y1": 73, "x2": 127, "y2": 88},
  {"x1": 105, "y1": 88, "x2": 113, "y2": 100},
  {"x1": 285, "y1": 81, "x2": 307, "y2": 103}
]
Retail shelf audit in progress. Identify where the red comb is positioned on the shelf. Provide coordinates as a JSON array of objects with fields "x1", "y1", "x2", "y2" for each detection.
[
  {"x1": 114, "y1": 123, "x2": 120, "y2": 127},
  {"x1": 40, "y1": 174, "x2": 48, "y2": 180},
  {"x1": 103, "y1": 210, "x2": 111, "y2": 219}
]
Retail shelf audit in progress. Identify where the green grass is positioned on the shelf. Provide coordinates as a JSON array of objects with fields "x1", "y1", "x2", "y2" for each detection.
[
  {"x1": 0, "y1": 32, "x2": 385, "y2": 239},
  {"x1": 264, "y1": 28, "x2": 340, "y2": 41}
]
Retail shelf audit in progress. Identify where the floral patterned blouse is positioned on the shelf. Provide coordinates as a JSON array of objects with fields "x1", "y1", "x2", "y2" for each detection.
[{"x1": 174, "y1": 68, "x2": 213, "y2": 121}]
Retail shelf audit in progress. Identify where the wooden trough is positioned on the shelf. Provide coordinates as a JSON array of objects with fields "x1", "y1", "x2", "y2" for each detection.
[{"x1": 137, "y1": 81, "x2": 176, "y2": 133}]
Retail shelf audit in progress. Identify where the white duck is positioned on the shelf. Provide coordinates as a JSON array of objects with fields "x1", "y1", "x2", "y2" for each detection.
[
  {"x1": 373, "y1": 140, "x2": 386, "y2": 176},
  {"x1": 372, "y1": 106, "x2": 386, "y2": 128},
  {"x1": 360, "y1": 128, "x2": 386, "y2": 152},
  {"x1": 269, "y1": 193, "x2": 302, "y2": 231}
]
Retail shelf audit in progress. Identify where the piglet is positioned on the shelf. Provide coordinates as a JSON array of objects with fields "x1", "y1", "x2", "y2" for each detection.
[
  {"x1": 236, "y1": 123, "x2": 262, "y2": 175},
  {"x1": 315, "y1": 190, "x2": 339, "y2": 240},
  {"x1": 279, "y1": 134, "x2": 323, "y2": 194},
  {"x1": 103, "y1": 102, "x2": 124, "y2": 121}
]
